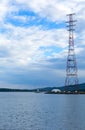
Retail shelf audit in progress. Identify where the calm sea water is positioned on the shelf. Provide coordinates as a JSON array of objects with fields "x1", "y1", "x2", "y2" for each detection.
[{"x1": 0, "y1": 92, "x2": 85, "y2": 130}]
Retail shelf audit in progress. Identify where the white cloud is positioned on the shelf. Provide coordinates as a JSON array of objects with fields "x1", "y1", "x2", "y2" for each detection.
[
  {"x1": 0, "y1": 0, "x2": 84, "y2": 87},
  {"x1": 0, "y1": 23, "x2": 68, "y2": 67},
  {"x1": 0, "y1": 0, "x2": 9, "y2": 21},
  {"x1": 15, "y1": 0, "x2": 85, "y2": 22},
  {"x1": 0, "y1": 0, "x2": 85, "y2": 24}
]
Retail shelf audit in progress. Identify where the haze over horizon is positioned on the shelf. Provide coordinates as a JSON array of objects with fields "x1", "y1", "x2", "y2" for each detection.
[{"x1": 0, "y1": 0, "x2": 85, "y2": 89}]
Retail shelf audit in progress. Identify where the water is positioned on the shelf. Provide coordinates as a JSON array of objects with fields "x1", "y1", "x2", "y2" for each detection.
[{"x1": 0, "y1": 93, "x2": 85, "y2": 130}]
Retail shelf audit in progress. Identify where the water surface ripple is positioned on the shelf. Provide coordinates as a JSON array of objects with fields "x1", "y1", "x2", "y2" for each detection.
[{"x1": 0, "y1": 93, "x2": 85, "y2": 130}]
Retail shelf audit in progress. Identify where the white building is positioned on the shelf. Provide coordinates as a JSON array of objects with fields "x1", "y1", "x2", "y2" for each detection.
[{"x1": 52, "y1": 89, "x2": 61, "y2": 93}]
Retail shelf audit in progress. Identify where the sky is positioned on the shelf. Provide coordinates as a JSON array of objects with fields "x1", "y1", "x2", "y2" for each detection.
[{"x1": 0, "y1": 0, "x2": 85, "y2": 88}]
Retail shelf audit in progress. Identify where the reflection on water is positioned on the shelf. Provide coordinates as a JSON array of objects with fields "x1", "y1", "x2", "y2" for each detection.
[{"x1": 0, "y1": 93, "x2": 85, "y2": 130}]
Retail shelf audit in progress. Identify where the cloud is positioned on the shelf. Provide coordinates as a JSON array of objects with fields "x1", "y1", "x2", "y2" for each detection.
[
  {"x1": 0, "y1": 0, "x2": 84, "y2": 88},
  {"x1": 15, "y1": 0, "x2": 85, "y2": 23},
  {"x1": 0, "y1": 0, "x2": 9, "y2": 22},
  {"x1": 0, "y1": 23, "x2": 68, "y2": 64}
]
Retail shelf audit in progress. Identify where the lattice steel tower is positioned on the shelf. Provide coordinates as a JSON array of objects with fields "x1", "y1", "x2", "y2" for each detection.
[{"x1": 65, "y1": 13, "x2": 79, "y2": 89}]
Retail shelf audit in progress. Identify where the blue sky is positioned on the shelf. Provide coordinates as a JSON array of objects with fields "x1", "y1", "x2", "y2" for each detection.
[{"x1": 0, "y1": 0, "x2": 85, "y2": 88}]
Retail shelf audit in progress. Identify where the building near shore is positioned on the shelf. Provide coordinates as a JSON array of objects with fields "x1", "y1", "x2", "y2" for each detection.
[{"x1": 52, "y1": 89, "x2": 61, "y2": 93}]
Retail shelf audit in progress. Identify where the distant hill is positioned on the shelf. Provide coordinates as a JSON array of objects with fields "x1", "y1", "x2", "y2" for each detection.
[
  {"x1": 0, "y1": 88, "x2": 36, "y2": 92},
  {"x1": 39, "y1": 83, "x2": 85, "y2": 92},
  {"x1": 0, "y1": 83, "x2": 85, "y2": 92}
]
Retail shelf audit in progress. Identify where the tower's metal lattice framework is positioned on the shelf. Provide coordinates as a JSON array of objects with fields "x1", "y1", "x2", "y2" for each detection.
[{"x1": 65, "y1": 13, "x2": 79, "y2": 90}]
